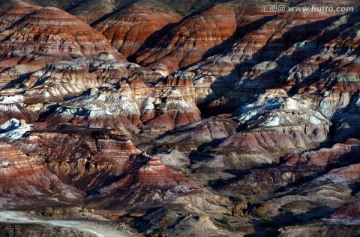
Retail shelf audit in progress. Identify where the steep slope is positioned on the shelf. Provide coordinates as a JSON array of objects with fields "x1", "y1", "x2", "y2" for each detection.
[
  {"x1": 221, "y1": 139, "x2": 360, "y2": 195},
  {"x1": 140, "y1": 2, "x2": 360, "y2": 195},
  {"x1": 0, "y1": 57, "x2": 161, "y2": 100},
  {"x1": 86, "y1": 156, "x2": 206, "y2": 211},
  {"x1": 43, "y1": 76, "x2": 200, "y2": 132},
  {"x1": 173, "y1": 1, "x2": 357, "y2": 110},
  {"x1": 0, "y1": 1, "x2": 124, "y2": 79},
  {"x1": 6, "y1": 127, "x2": 229, "y2": 233},
  {"x1": 0, "y1": 139, "x2": 83, "y2": 202},
  {"x1": 13, "y1": 130, "x2": 142, "y2": 193},
  {"x1": 17, "y1": 0, "x2": 238, "y2": 24},
  {"x1": 0, "y1": 0, "x2": 359, "y2": 236},
  {"x1": 0, "y1": 61, "x2": 199, "y2": 133},
  {"x1": 133, "y1": 1, "x2": 271, "y2": 75},
  {"x1": 332, "y1": 201, "x2": 360, "y2": 222},
  {"x1": 94, "y1": 2, "x2": 181, "y2": 58}
]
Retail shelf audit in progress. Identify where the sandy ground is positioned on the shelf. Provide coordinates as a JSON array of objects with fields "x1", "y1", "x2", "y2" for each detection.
[{"x1": 0, "y1": 211, "x2": 132, "y2": 237}]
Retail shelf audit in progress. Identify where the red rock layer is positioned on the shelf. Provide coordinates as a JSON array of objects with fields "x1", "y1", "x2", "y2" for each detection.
[
  {"x1": 325, "y1": 163, "x2": 360, "y2": 183},
  {"x1": 94, "y1": 2, "x2": 181, "y2": 58},
  {"x1": 0, "y1": 141, "x2": 82, "y2": 200},
  {"x1": 12, "y1": 129, "x2": 207, "y2": 211},
  {"x1": 0, "y1": 57, "x2": 162, "y2": 101},
  {"x1": 14, "y1": 130, "x2": 142, "y2": 192},
  {"x1": 131, "y1": 157, "x2": 200, "y2": 188},
  {"x1": 144, "y1": 77, "x2": 201, "y2": 130},
  {"x1": 212, "y1": 126, "x2": 328, "y2": 169},
  {"x1": 221, "y1": 140, "x2": 360, "y2": 195},
  {"x1": 284, "y1": 139, "x2": 360, "y2": 166},
  {"x1": 133, "y1": 3, "x2": 243, "y2": 75},
  {"x1": 0, "y1": 1, "x2": 39, "y2": 31},
  {"x1": 91, "y1": 132, "x2": 142, "y2": 166},
  {"x1": 332, "y1": 202, "x2": 360, "y2": 220},
  {"x1": 86, "y1": 156, "x2": 204, "y2": 210},
  {"x1": 0, "y1": 2, "x2": 124, "y2": 76},
  {"x1": 186, "y1": 5, "x2": 358, "y2": 108},
  {"x1": 33, "y1": 70, "x2": 200, "y2": 132}
]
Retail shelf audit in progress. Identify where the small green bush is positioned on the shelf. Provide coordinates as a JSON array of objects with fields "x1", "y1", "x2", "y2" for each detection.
[
  {"x1": 249, "y1": 196, "x2": 261, "y2": 205},
  {"x1": 40, "y1": 207, "x2": 54, "y2": 217},
  {"x1": 235, "y1": 194, "x2": 247, "y2": 203},
  {"x1": 219, "y1": 215, "x2": 230, "y2": 224},
  {"x1": 263, "y1": 216, "x2": 277, "y2": 229}
]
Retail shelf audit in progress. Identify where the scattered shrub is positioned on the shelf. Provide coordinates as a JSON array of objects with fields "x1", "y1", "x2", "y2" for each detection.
[
  {"x1": 219, "y1": 215, "x2": 230, "y2": 224},
  {"x1": 40, "y1": 207, "x2": 54, "y2": 217},
  {"x1": 249, "y1": 196, "x2": 261, "y2": 205},
  {"x1": 235, "y1": 194, "x2": 247, "y2": 203},
  {"x1": 262, "y1": 216, "x2": 277, "y2": 229}
]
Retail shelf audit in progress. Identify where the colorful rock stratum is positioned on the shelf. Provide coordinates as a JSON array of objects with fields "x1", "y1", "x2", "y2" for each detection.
[{"x1": 0, "y1": 0, "x2": 359, "y2": 236}]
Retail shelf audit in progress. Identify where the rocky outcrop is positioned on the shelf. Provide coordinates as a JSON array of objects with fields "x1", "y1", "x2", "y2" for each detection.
[
  {"x1": 332, "y1": 202, "x2": 360, "y2": 221},
  {"x1": 185, "y1": 2, "x2": 359, "y2": 113},
  {"x1": 144, "y1": 77, "x2": 201, "y2": 131},
  {"x1": 0, "y1": 2, "x2": 124, "y2": 79},
  {"x1": 203, "y1": 123, "x2": 327, "y2": 172},
  {"x1": 94, "y1": 2, "x2": 181, "y2": 58},
  {"x1": 284, "y1": 139, "x2": 360, "y2": 166},
  {"x1": 41, "y1": 76, "x2": 200, "y2": 132},
  {"x1": 0, "y1": 103, "x2": 38, "y2": 124},
  {"x1": 0, "y1": 0, "x2": 359, "y2": 236},
  {"x1": 12, "y1": 130, "x2": 142, "y2": 193},
  {"x1": 45, "y1": 88, "x2": 142, "y2": 132},
  {"x1": 133, "y1": 2, "x2": 251, "y2": 75},
  {"x1": 86, "y1": 156, "x2": 209, "y2": 211},
  {"x1": 0, "y1": 118, "x2": 31, "y2": 141},
  {"x1": 333, "y1": 91, "x2": 360, "y2": 141},
  {"x1": 0, "y1": 57, "x2": 162, "y2": 100},
  {"x1": 0, "y1": 141, "x2": 82, "y2": 201},
  {"x1": 279, "y1": 224, "x2": 360, "y2": 237},
  {"x1": 0, "y1": 55, "x2": 198, "y2": 132},
  {"x1": 221, "y1": 139, "x2": 360, "y2": 194},
  {"x1": 183, "y1": 92, "x2": 332, "y2": 173}
]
